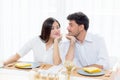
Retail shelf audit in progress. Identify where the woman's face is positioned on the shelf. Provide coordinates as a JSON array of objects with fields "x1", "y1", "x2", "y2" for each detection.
[{"x1": 50, "y1": 21, "x2": 60, "y2": 39}]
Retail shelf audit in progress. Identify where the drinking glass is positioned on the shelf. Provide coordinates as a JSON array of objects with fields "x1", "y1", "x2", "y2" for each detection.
[{"x1": 64, "y1": 61, "x2": 74, "y2": 80}]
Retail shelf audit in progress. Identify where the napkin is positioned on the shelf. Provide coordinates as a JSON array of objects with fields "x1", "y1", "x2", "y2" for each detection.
[{"x1": 38, "y1": 64, "x2": 65, "y2": 74}]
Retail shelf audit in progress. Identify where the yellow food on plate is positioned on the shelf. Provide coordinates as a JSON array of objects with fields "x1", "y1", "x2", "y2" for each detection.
[
  {"x1": 83, "y1": 67, "x2": 101, "y2": 73},
  {"x1": 15, "y1": 63, "x2": 32, "y2": 68}
]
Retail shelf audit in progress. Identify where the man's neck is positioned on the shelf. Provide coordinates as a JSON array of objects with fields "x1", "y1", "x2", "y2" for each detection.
[{"x1": 76, "y1": 30, "x2": 87, "y2": 43}]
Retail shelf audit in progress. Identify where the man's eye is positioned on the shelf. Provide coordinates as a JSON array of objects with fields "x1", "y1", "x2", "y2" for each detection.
[
  {"x1": 69, "y1": 25, "x2": 72, "y2": 27},
  {"x1": 52, "y1": 26, "x2": 60, "y2": 30}
]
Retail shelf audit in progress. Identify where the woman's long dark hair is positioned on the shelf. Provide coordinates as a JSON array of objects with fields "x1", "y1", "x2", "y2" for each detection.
[{"x1": 40, "y1": 17, "x2": 60, "y2": 43}]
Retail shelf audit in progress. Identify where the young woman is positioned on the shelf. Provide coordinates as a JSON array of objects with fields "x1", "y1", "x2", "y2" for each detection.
[{"x1": 4, "y1": 17, "x2": 62, "y2": 65}]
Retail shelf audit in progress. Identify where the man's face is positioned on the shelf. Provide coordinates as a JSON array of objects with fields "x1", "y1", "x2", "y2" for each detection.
[{"x1": 67, "y1": 20, "x2": 82, "y2": 37}]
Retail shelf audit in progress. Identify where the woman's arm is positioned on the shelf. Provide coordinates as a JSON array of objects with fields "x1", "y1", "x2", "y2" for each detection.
[
  {"x1": 53, "y1": 36, "x2": 62, "y2": 65},
  {"x1": 4, "y1": 53, "x2": 20, "y2": 66},
  {"x1": 4, "y1": 38, "x2": 35, "y2": 66}
]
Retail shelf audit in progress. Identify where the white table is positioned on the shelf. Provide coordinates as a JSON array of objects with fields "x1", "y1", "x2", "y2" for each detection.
[
  {"x1": 0, "y1": 68, "x2": 30, "y2": 80},
  {"x1": 0, "y1": 68, "x2": 101, "y2": 80}
]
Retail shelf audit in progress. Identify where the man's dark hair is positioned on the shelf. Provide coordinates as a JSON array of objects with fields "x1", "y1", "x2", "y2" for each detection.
[{"x1": 67, "y1": 12, "x2": 89, "y2": 31}]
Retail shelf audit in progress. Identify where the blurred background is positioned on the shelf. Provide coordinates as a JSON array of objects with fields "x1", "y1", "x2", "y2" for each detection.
[{"x1": 0, "y1": 0, "x2": 120, "y2": 66}]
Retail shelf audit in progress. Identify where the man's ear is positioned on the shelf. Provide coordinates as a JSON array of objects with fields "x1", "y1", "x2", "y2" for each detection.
[{"x1": 79, "y1": 24, "x2": 84, "y2": 31}]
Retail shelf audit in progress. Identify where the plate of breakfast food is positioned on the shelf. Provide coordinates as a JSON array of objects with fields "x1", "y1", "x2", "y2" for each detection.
[
  {"x1": 15, "y1": 62, "x2": 40, "y2": 69},
  {"x1": 77, "y1": 67, "x2": 105, "y2": 76}
]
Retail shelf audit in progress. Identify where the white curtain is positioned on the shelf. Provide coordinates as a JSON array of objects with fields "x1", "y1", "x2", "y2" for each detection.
[{"x1": 0, "y1": 0, "x2": 120, "y2": 61}]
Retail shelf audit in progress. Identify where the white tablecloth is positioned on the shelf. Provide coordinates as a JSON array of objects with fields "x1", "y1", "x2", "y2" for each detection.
[
  {"x1": 0, "y1": 68, "x2": 29, "y2": 80},
  {"x1": 0, "y1": 68, "x2": 101, "y2": 80}
]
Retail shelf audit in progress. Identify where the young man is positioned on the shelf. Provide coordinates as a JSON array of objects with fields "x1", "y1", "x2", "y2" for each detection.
[{"x1": 65, "y1": 12, "x2": 109, "y2": 70}]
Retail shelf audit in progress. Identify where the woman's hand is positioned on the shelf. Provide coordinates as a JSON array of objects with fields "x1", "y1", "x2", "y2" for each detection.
[{"x1": 54, "y1": 34, "x2": 62, "y2": 43}]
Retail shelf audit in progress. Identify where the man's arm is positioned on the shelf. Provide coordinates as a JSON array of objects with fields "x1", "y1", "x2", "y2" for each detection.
[
  {"x1": 86, "y1": 37, "x2": 109, "y2": 70},
  {"x1": 95, "y1": 37, "x2": 109, "y2": 70},
  {"x1": 85, "y1": 64, "x2": 103, "y2": 69},
  {"x1": 65, "y1": 36, "x2": 76, "y2": 61}
]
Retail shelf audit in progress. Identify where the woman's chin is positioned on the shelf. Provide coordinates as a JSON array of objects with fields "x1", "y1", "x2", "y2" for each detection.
[{"x1": 55, "y1": 35, "x2": 60, "y2": 37}]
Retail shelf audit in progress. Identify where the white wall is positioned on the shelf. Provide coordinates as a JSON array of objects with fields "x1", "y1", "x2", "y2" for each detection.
[{"x1": 0, "y1": 0, "x2": 120, "y2": 61}]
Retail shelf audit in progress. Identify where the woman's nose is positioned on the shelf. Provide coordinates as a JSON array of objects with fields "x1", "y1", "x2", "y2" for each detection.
[{"x1": 54, "y1": 28, "x2": 60, "y2": 32}]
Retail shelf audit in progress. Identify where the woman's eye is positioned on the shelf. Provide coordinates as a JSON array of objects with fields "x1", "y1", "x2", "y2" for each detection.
[{"x1": 52, "y1": 26, "x2": 60, "y2": 30}]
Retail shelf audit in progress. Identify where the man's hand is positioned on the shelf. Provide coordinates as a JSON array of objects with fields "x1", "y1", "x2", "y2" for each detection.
[{"x1": 66, "y1": 35, "x2": 76, "y2": 44}]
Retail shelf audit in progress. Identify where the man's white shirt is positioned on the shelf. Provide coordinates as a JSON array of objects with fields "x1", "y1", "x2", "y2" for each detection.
[{"x1": 60, "y1": 33, "x2": 109, "y2": 70}]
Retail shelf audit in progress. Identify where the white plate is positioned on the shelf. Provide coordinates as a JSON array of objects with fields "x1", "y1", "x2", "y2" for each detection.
[{"x1": 77, "y1": 69, "x2": 105, "y2": 76}]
